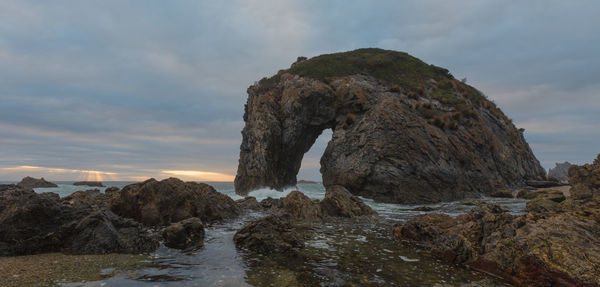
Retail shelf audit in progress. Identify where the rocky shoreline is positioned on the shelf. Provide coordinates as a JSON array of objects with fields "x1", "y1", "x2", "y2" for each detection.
[
  {"x1": 1, "y1": 154, "x2": 599, "y2": 286},
  {"x1": 392, "y1": 154, "x2": 600, "y2": 286}
]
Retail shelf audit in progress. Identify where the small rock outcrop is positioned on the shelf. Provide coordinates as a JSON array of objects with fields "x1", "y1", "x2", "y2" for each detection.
[
  {"x1": 393, "y1": 154, "x2": 600, "y2": 286},
  {"x1": 17, "y1": 176, "x2": 57, "y2": 189},
  {"x1": 548, "y1": 161, "x2": 573, "y2": 183},
  {"x1": 162, "y1": 217, "x2": 205, "y2": 250},
  {"x1": 73, "y1": 181, "x2": 104, "y2": 187},
  {"x1": 279, "y1": 191, "x2": 323, "y2": 221},
  {"x1": 233, "y1": 215, "x2": 304, "y2": 254},
  {"x1": 110, "y1": 178, "x2": 239, "y2": 226},
  {"x1": 320, "y1": 185, "x2": 376, "y2": 218},
  {"x1": 235, "y1": 48, "x2": 545, "y2": 203}
]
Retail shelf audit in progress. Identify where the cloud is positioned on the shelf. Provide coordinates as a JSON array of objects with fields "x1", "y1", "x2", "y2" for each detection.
[{"x1": 0, "y1": 1, "x2": 598, "y2": 180}]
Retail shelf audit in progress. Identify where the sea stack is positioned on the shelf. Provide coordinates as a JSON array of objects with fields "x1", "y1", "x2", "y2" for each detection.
[{"x1": 235, "y1": 48, "x2": 545, "y2": 203}]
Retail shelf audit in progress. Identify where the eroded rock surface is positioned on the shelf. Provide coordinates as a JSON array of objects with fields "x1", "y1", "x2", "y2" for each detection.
[
  {"x1": 393, "y1": 154, "x2": 600, "y2": 286},
  {"x1": 110, "y1": 178, "x2": 239, "y2": 226},
  {"x1": 235, "y1": 48, "x2": 545, "y2": 203}
]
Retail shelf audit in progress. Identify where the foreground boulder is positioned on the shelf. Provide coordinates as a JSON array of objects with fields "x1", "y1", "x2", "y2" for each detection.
[
  {"x1": 17, "y1": 176, "x2": 57, "y2": 189},
  {"x1": 279, "y1": 191, "x2": 323, "y2": 221},
  {"x1": 234, "y1": 215, "x2": 304, "y2": 254},
  {"x1": 236, "y1": 196, "x2": 262, "y2": 211},
  {"x1": 0, "y1": 188, "x2": 158, "y2": 256},
  {"x1": 110, "y1": 178, "x2": 239, "y2": 226},
  {"x1": 393, "y1": 203, "x2": 600, "y2": 286},
  {"x1": 393, "y1": 154, "x2": 600, "y2": 286},
  {"x1": 66, "y1": 209, "x2": 158, "y2": 254},
  {"x1": 73, "y1": 181, "x2": 104, "y2": 187},
  {"x1": 162, "y1": 217, "x2": 205, "y2": 250},
  {"x1": 235, "y1": 48, "x2": 545, "y2": 203},
  {"x1": 320, "y1": 185, "x2": 376, "y2": 218}
]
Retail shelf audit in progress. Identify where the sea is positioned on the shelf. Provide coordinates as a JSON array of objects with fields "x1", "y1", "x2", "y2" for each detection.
[{"x1": 2, "y1": 181, "x2": 525, "y2": 286}]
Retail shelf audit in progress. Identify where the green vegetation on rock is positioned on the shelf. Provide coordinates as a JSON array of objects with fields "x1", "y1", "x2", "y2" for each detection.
[{"x1": 259, "y1": 48, "x2": 512, "y2": 130}]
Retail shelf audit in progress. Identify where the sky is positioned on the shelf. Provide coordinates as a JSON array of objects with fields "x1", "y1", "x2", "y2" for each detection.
[{"x1": 0, "y1": 0, "x2": 598, "y2": 182}]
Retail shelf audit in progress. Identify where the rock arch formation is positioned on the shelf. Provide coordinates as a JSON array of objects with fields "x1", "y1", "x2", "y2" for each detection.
[{"x1": 235, "y1": 49, "x2": 545, "y2": 203}]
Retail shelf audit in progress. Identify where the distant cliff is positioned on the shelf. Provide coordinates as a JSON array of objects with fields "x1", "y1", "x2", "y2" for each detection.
[{"x1": 235, "y1": 48, "x2": 545, "y2": 203}]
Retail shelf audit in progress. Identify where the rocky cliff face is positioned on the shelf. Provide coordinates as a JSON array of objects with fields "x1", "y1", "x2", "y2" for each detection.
[
  {"x1": 548, "y1": 161, "x2": 572, "y2": 182},
  {"x1": 235, "y1": 48, "x2": 545, "y2": 203}
]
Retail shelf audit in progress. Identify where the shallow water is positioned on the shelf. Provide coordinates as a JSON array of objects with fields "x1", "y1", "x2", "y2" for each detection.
[{"x1": 12, "y1": 181, "x2": 521, "y2": 286}]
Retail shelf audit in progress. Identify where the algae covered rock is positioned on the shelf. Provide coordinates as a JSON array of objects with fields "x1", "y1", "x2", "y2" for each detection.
[{"x1": 235, "y1": 48, "x2": 545, "y2": 204}]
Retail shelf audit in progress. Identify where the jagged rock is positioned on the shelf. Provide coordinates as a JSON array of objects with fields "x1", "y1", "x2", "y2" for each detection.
[
  {"x1": 320, "y1": 185, "x2": 376, "y2": 218},
  {"x1": 17, "y1": 176, "x2": 57, "y2": 189},
  {"x1": 279, "y1": 191, "x2": 322, "y2": 221},
  {"x1": 110, "y1": 178, "x2": 239, "y2": 226},
  {"x1": 235, "y1": 48, "x2": 545, "y2": 204},
  {"x1": 236, "y1": 196, "x2": 262, "y2": 211},
  {"x1": 0, "y1": 188, "x2": 158, "y2": 256},
  {"x1": 568, "y1": 154, "x2": 600, "y2": 200},
  {"x1": 73, "y1": 181, "x2": 104, "y2": 187},
  {"x1": 162, "y1": 217, "x2": 205, "y2": 250},
  {"x1": 490, "y1": 190, "x2": 513, "y2": 198},
  {"x1": 393, "y1": 155, "x2": 600, "y2": 287},
  {"x1": 393, "y1": 202, "x2": 600, "y2": 286},
  {"x1": 66, "y1": 209, "x2": 158, "y2": 254},
  {"x1": 233, "y1": 215, "x2": 304, "y2": 254},
  {"x1": 548, "y1": 162, "x2": 573, "y2": 183}
]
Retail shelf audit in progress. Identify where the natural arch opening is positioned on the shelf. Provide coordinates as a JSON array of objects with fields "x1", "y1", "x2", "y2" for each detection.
[{"x1": 297, "y1": 129, "x2": 332, "y2": 183}]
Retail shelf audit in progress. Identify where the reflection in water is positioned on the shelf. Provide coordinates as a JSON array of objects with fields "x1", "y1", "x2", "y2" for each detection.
[{"x1": 38, "y1": 182, "x2": 519, "y2": 286}]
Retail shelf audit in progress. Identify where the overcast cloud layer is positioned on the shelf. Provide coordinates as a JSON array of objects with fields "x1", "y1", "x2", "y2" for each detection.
[{"x1": 1, "y1": 0, "x2": 598, "y2": 181}]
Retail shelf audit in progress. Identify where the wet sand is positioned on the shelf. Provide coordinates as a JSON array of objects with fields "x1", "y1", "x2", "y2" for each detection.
[{"x1": 0, "y1": 253, "x2": 152, "y2": 287}]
